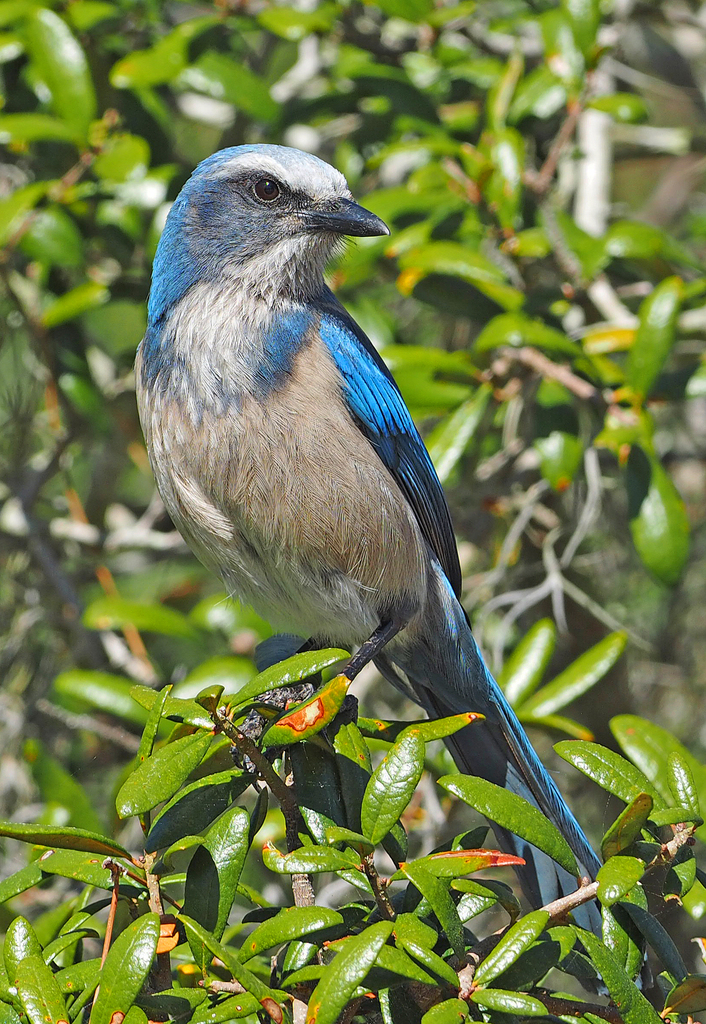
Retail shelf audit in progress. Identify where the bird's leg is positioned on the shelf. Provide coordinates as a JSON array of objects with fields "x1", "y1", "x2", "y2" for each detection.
[{"x1": 342, "y1": 619, "x2": 403, "y2": 681}]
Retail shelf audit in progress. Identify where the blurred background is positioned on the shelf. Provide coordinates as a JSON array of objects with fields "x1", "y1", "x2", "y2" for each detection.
[{"x1": 2, "y1": 0, "x2": 706, "y2": 966}]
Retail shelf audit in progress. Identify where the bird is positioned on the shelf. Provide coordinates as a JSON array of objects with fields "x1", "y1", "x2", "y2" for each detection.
[{"x1": 135, "y1": 143, "x2": 602, "y2": 933}]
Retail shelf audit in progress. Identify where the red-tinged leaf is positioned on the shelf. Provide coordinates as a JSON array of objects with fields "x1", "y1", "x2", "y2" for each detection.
[
  {"x1": 306, "y1": 922, "x2": 393, "y2": 1024},
  {"x1": 403, "y1": 848, "x2": 524, "y2": 878},
  {"x1": 408, "y1": 712, "x2": 484, "y2": 743},
  {"x1": 0, "y1": 820, "x2": 130, "y2": 859},
  {"x1": 91, "y1": 915, "x2": 159, "y2": 1024},
  {"x1": 262, "y1": 674, "x2": 350, "y2": 746},
  {"x1": 439, "y1": 775, "x2": 578, "y2": 874},
  {"x1": 15, "y1": 955, "x2": 69, "y2": 1024}
]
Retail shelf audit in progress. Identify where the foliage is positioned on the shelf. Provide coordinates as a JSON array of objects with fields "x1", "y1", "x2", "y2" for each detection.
[
  {"x1": 2, "y1": 0, "x2": 706, "y2": 1020},
  {"x1": 2, "y1": 643, "x2": 706, "y2": 1023}
]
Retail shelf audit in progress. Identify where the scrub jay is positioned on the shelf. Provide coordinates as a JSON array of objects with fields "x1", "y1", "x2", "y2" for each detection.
[{"x1": 136, "y1": 144, "x2": 601, "y2": 929}]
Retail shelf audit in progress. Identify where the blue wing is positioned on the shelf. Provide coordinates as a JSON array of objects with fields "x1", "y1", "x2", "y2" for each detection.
[{"x1": 315, "y1": 289, "x2": 462, "y2": 598}]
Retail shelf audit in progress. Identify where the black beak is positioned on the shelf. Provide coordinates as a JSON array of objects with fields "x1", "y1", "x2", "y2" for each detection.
[{"x1": 305, "y1": 197, "x2": 390, "y2": 238}]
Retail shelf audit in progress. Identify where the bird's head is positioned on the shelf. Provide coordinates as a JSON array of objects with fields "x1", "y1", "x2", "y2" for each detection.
[{"x1": 148, "y1": 144, "x2": 389, "y2": 323}]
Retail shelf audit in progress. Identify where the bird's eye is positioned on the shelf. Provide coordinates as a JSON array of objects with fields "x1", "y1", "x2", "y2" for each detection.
[{"x1": 254, "y1": 178, "x2": 281, "y2": 202}]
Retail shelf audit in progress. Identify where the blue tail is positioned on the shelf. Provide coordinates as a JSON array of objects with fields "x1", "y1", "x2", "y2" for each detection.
[{"x1": 377, "y1": 559, "x2": 602, "y2": 936}]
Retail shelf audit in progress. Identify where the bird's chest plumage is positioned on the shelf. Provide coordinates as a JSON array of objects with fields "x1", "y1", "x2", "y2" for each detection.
[{"x1": 136, "y1": 291, "x2": 428, "y2": 643}]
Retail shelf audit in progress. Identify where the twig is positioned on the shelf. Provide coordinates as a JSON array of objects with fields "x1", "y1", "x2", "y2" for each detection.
[
  {"x1": 215, "y1": 708, "x2": 293, "y2": 810},
  {"x1": 536, "y1": 994, "x2": 622, "y2": 1023},
  {"x1": 91, "y1": 861, "x2": 122, "y2": 1013},
  {"x1": 35, "y1": 699, "x2": 141, "y2": 753},
  {"x1": 363, "y1": 856, "x2": 395, "y2": 921},
  {"x1": 528, "y1": 100, "x2": 584, "y2": 198},
  {"x1": 499, "y1": 346, "x2": 597, "y2": 401},
  {"x1": 144, "y1": 852, "x2": 172, "y2": 992},
  {"x1": 283, "y1": 767, "x2": 316, "y2": 909}
]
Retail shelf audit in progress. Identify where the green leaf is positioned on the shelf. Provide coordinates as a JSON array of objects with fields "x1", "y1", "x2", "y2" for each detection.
[
  {"x1": 400, "y1": 862, "x2": 465, "y2": 958},
  {"x1": 667, "y1": 751, "x2": 701, "y2": 820},
  {"x1": 306, "y1": 921, "x2": 393, "y2": 1024},
  {"x1": 262, "y1": 841, "x2": 360, "y2": 875},
  {"x1": 404, "y1": 712, "x2": 482, "y2": 743},
  {"x1": 554, "y1": 740, "x2": 661, "y2": 804},
  {"x1": 19, "y1": 206, "x2": 83, "y2": 267},
  {"x1": 611, "y1": 714, "x2": 706, "y2": 818},
  {"x1": 23, "y1": 737, "x2": 104, "y2": 833},
  {"x1": 627, "y1": 277, "x2": 684, "y2": 399},
  {"x1": 15, "y1": 955, "x2": 68, "y2": 1024},
  {"x1": 499, "y1": 618, "x2": 556, "y2": 706},
  {"x1": 0, "y1": 862, "x2": 43, "y2": 904},
  {"x1": 257, "y1": 3, "x2": 337, "y2": 40},
  {"x1": 589, "y1": 93, "x2": 648, "y2": 123},
  {"x1": 0, "y1": 181, "x2": 48, "y2": 247},
  {"x1": 53, "y1": 670, "x2": 149, "y2": 725},
  {"x1": 183, "y1": 805, "x2": 250, "y2": 966},
  {"x1": 597, "y1": 856, "x2": 645, "y2": 906},
  {"x1": 110, "y1": 16, "x2": 218, "y2": 88},
  {"x1": 534, "y1": 430, "x2": 583, "y2": 491},
  {"x1": 229, "y1": 648, "x2": 348, "y2": 709},
  {"x1": 0, "y1": 112, "x2": 84, "y2": 144},
  {"x1": 361, "y1": 730, "x2": 425, "y2": 844},
  {"x1": 398, "y1": 242, "x2": 524, "y2": 311},
  {"x1": 602, "y1": 793, "x2": 653, "y2": 859},
  {"x1": 179, "y1": 914, "x2": 281, "y2": 1001},
  {"x1": 519, "y1": 632, "x2": 626, "y2": 719},
  {"x1": 146, "y1": 769, "x2": 249, "y2": 852},
  {"x1": 474, "y1": 910, "x2": 550, "y2": 985},
  {"x1": 91, "y1": 915, "x2": 159, "y2": 1024},
  {"x1": 181, "y1": 51, "x2": 279, "y2": 122},
  {"x1": 35, "y1": 848, "x2": 120, "y2": 889},
  {"x1": 470, "y1": 989, "x2": 546, "y2": 1015},
  {"x1": 483, "y1": 126, "x2": 525, "y2": 230},
  {"x1": 439, "y1": 774, "x2": 579, "y2": 874},
  {"x1": 240, "y1": 907, "x2": 344, "y2": 961},
  {"x1": 93, "y1": 132, "x2": 150, "y2": 182},
  {"x1": 665, "y1": 975, "x2": 706, "y2": 1015},
  {"x1": 604, "y1": 220, "x2": 664, "y2": 259},
  {"x1": 24, "y1": 7, "x2": 96, "y2": 138},
  {"x1": 620, "y1": 902, "x2": 686, "y2": 981},
  {"x1": 0, "y1": 820, "x2": 130, "y2": 858},
  {"x1": 4, "y1": 917, "x2": 43, "y2": 982},
  {"x1": 574, "y1": 927, "x2": 662, "y2": 1022},
  {"x1": 115, "y1": 729, "x2": 213, "y2": 817},
  {"x1": 474, "y1": 311, "x2": 579, "y2": 355},
  {"x1": 626, "y1": 446, "x2": 690, "y2": 586},
  {"x1": 426, "y1": 385, "x2": 492, "y2": 485},
  {"x1": 129, "y1": 686, "x2": 214, "y2": 729},
  {"x1": 421, "y1": 999, "x2": 468, "y2": 1024},
  {"x1": 83, "y1": 596, "x2": 198, "y2": 638}
]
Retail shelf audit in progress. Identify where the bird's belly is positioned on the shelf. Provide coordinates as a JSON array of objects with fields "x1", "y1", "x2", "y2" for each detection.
[{"x1": 139, "y1": 385, "x2": 429, "y2": 647}]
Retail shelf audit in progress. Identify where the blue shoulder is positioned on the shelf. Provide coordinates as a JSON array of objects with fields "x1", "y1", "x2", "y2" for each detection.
[{"x1": 315, "y1": 289, "x2": 462, "y2": 597}]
